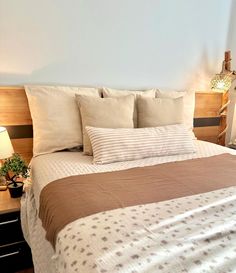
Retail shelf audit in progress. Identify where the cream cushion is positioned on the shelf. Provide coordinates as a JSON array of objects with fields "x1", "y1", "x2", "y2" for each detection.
[
  {"x1": 156, "y1": 89, "x2": 195, "y2": 131},
  {"x1": 25, "y1": 85, "x2": 100, "y2": 156},
  {"x1": 86, "y1": 125, "x2": 196, "y2": 164},
  {"x1": 137, "y1": 96, "x2": 184, "y2": 128},
  {"x1": 102, "y1": 87, "x2": 156, "y2": 127},
  {"x1": 76, "y1": 95, "x2": 135, "y2": 155}
]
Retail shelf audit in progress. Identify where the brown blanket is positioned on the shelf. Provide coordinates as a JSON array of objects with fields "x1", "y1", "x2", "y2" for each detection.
[{"x1": 39, "y1": 153, "x2": 236, "y2": 248}]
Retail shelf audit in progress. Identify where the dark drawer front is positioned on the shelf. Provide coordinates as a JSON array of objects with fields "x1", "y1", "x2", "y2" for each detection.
[
  {"x1": 0, "y1": 211, "x2": 24, "y2": 246},
  {"x1": 0, "y1": 241, "x2": 33, "y2": 273}
]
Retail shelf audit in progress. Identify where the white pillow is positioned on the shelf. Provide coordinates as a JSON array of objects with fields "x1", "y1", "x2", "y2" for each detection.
[
  {"x1": 86, "y1": 125, "x2": 196, "y2": 164},
  {"x1": 156, "y1": 89, "x2": 195, "y2": 131},
  {"x1": 102, "y1": 87, "x2": 156, "y2": 127},
  {"x1": 25, "y1": 85, "x2": 101, "y2": 156}
]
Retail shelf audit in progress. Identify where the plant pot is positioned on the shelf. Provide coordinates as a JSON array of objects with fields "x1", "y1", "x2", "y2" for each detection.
[{"x1": 8, "y1": 182, "x2": 24, "y2": 198}]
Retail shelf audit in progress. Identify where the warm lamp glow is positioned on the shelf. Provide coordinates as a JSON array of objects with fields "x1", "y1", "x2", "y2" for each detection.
[
  {"x1": 211, "y1": 51, "x2": 234, "y2": 92},
  {"x1": 0, "y1": 127, "x2": 14, "y2": 159},
  {"x1": 210, "y1": 73, "x2": 232, "y2": 92}
]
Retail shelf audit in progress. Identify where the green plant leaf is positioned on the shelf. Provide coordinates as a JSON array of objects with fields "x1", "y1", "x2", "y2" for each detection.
[{"x1": 0, "y1": 153, "x2": 30, "y2": 180}]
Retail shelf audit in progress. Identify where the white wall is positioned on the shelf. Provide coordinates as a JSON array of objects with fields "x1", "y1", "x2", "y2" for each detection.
[
  {"x1": 0, "y1": 0, "x2": 232, "y2": 90},
  {"x1": 227, "y1": 0, "x2": 236, "y2": 70}
]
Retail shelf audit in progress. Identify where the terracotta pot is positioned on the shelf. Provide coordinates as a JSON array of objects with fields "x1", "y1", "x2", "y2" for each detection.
[{"x1": 8, "y1": 182, "x2": 23, "y2": 198}]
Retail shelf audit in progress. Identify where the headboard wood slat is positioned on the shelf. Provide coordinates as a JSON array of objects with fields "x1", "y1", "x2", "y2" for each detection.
[
  {"x1": 194, "y1": 91, "x2": 223, "y2": 145},
  {"x1": 11, "y1": 138, "x2": 33, "y2": 164},
  {"x1": 193, "y1": 126, "x2": 220, "y2": 144},
  {"x1": 0, "y1": 86, "x2": 33, "y2": 163},
  {"x1": 194, "y1": 92, "x2": 222, "y2": 118},
  {"x1": 0, "y1": 87, "x2": 32, "y2": 126}
]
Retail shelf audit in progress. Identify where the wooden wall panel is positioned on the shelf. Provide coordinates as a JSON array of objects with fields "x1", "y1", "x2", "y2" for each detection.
[
  {"x1": 193, "y1": 91, "x2": 223, "y2": 145},
  {"x1": 11, "y1": 138, "x2": 33, "y2": 164},
  {"x1": 0, "y1": 86, "x2": 32, "y2": 126},
  {"x1": 0, "y1": 87, "x2": 32, "y2": 164},
  {"x1": 194, "y1": 92, "x2": 222, "y2": 118},
  {"x1": 193, "y1": 126, "x2": 220, "y2": 144}
]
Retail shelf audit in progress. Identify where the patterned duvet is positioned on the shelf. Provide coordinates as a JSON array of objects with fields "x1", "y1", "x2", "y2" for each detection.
[{"x1": 55, "y1": 187, "x2": 236, "y2": 273}]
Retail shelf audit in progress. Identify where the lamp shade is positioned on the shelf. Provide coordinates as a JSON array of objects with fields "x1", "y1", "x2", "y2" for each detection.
[
  {"x1": 0, "y1": 127, "x2": 14, "y2": 159},
  {"x1": 211, "y1": 73, "x2": 232, "y2": 92}
]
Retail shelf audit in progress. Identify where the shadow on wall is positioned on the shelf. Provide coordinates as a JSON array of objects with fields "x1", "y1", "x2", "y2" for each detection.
[
  {"x1": 0, "y1": 62, "x2": 102, "y2": 87},
  {"x1": 0, "y1": 60, "x2": 156, "y2": 89},
  {"x1": 0, "y1": 51, "x2": 217, "y2": 91},
  {"x1": 0, "y1": 72, "x2": 31, "y2": 85},
  {"x1": 185, "y1": 49, "x2": 214, "y2": 91}
]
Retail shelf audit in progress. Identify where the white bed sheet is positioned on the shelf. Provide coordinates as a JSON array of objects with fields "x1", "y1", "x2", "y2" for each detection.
[{"x1": 21, "y1": 140, "x2": 236, "y2": 273}]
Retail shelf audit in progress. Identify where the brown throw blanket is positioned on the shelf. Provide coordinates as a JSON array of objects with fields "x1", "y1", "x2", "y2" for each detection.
[{"x1": 39, "y1": 154, "x2": 236, "y2": 248}]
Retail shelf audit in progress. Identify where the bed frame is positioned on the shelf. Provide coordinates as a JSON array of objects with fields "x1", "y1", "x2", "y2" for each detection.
[{"x1": 0, "y1": 87, "x2": 225, "y2": 164}]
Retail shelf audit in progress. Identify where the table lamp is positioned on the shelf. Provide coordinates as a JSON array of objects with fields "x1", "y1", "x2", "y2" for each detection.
[
  {"x1": 0, "y1": 127, "x2": 14, "y2": 190},
  {"x1": 211, "y1": 51, "x2": 234, "y2": 92}
]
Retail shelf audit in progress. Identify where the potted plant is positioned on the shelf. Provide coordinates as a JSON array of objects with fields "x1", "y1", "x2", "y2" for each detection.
[{"x1": 0, "y1": 153, "x2": 30, "y2": 198}]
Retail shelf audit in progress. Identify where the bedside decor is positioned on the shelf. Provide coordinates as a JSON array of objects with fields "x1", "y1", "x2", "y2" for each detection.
[
  {"x1": 0, "y1": 127, "x2": 14, "y2": 160},
  {"x1": 0, "y1": 127, "x2": 14, "y2": 190},
  {"x1": 211, "y1": 51, "x2": 236, "y2": 92},
  {"x1": 0, "y1": 153, "x2": 30, "y2": 198},
  {"x1": 210, "y1": 51, "x2": 236, "y2": 145}
]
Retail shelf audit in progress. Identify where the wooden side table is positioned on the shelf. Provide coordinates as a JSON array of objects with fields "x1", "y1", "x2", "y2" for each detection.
[{"x1": 0, "y1": 190, "x2": 33, "y2": 272}]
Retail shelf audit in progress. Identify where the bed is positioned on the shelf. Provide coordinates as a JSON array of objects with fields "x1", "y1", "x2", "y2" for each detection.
[
  {"x1": 1, "y1": 86, "x2": 236, "y2": 273},
  {"x1": 20, "y1": 140, "x2": 236, "y2": 273}
]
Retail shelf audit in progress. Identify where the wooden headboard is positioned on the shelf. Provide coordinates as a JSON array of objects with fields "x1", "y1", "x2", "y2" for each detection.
[
  {"x1": 0, "y1": 87, "x2": 225, "y2": 164},
  {"x1": 0, "y1": 87, "x2": 33, "y2": 163},
  {"x1": 193, "y1": 92, "x2": 224, "y2": 144}
]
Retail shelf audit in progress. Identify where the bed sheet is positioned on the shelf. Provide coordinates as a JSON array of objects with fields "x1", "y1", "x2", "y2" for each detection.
[{"x1": 21, "y1": 140, "x2": 236, "y2": 273}]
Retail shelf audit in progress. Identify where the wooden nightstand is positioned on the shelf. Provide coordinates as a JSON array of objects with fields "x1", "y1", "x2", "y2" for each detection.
[{"x1": 0, "y1": 190, "x2": 33, "y2": 273}]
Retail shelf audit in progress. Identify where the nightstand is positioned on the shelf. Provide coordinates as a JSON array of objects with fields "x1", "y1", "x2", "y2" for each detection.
[{"x1": 0, "y1": 190, "x2": 33, "y2": 273}]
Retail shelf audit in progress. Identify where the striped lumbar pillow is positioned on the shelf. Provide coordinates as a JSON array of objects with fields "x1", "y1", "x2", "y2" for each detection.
[{"x1": 86, "y1": 124, "x2": 196, "y2": 164}]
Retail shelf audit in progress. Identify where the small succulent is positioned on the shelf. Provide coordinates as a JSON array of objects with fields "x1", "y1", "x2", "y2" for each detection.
[{"x1": 0, "y1": 154, "x2": 30, "y2": 187}]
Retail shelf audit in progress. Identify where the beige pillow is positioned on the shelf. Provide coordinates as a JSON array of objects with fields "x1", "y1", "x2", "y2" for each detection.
[
  {"x1": 102, "y1": 87, "x2": 156, "y2": 127},
  {"x1": 76, "y1": 95, "x2": 135, "y2": 155},
  {"x1": 137, "y1": 96, "x2": 184, "y2": 128},
  {"x1": 25, "y1": 85, "x2": 101, "y2": 156},
  {"x1": 86, "y1": 125, "x2": 196, "y2": 164},
  {"x1": 156, "y1": 89, "x2": 195, "y2": 131}
]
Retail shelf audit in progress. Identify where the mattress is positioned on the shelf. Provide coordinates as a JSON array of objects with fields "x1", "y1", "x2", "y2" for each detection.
[{"x1": 21, "y1": 140, "x2": 236, "y2": 273}]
